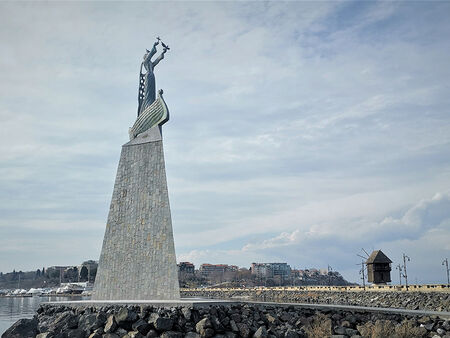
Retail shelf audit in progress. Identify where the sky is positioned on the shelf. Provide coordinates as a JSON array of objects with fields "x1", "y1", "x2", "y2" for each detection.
[{"x1": 0, "y1": 1, "x2": 449, "y2": 284}]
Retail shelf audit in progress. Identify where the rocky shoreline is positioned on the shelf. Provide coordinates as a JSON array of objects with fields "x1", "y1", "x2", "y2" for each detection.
[
  {"x1": 3, "y1": 303, "x2": 450, "y2": 338},
  {"x1": 181, "y1": 289, "x2": 450, "y2": 312}
]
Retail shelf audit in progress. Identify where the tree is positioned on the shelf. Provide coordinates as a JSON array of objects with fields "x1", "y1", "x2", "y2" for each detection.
[
  {"x1": 80, "y1": 266, "x2": 88, "y2": 281},
  {"x1": 35, "y1": 269, "x2": 41, "y2": 278}
]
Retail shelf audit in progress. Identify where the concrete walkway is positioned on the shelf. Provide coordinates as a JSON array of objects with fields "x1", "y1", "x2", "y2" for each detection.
[{"x1": 46, "y1": 298, "x2": 450, "y2": 319}]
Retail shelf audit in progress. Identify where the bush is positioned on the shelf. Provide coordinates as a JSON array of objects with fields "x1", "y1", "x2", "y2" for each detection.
[{"x1": 304, "y1": 313, "x2": 332, "y2": 338}]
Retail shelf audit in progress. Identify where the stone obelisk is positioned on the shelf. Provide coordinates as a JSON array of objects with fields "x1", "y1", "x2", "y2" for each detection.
[{"x1": 93, "y1": 40, "x2": 180, "y2": 300}]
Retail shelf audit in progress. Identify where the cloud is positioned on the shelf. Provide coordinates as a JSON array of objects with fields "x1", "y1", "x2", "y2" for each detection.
[{"x1": 0, "y1": 1, "x2": 449, "y2": 283}]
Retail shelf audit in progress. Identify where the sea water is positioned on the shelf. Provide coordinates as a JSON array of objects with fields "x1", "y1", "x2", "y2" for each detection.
[{"x1": 0, "y1": 295, "x2": 89, "y2": 334}]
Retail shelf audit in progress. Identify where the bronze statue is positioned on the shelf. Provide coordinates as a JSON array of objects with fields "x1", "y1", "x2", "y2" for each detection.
[{"x1": 137, "y1": 38, "x2": 169, "y2": 116}]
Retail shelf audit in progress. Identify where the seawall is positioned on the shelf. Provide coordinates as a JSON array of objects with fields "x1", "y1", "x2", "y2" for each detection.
[{"x1": 3, "y1": 302, "x2": 450, "y2": 338}]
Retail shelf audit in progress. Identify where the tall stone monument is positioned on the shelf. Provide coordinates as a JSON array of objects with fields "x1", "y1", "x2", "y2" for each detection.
[{"x1": 93, "y1": 39, "x2": 180, "y2": 300}]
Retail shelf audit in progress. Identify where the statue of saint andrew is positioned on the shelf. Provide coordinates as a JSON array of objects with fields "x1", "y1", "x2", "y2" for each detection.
[{"x1": 138, "y1": 40, "x2": 167, "y2": 116}]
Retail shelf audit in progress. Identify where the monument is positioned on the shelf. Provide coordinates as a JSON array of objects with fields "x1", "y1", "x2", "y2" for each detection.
[{"x1": 92, "y1": 38, "x2": 180, "y2": 300}]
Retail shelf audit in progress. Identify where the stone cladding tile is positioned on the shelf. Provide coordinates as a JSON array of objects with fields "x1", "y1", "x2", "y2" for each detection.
[{"x1": 93, "y1": 135, "x2": 180, "y2": 300}]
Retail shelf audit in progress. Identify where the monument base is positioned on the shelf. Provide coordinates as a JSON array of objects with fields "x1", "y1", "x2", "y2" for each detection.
[{"x1": 93, "y1": 126, "x2": 179, "y2": 300}]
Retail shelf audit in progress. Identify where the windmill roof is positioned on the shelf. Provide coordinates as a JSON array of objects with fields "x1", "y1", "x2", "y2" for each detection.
[{"x1": 366, "y1": 250, "x2": 392, "y2": 264}]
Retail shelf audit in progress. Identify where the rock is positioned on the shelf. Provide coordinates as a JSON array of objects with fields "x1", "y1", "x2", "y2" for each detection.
[
  {"x1": 341, "y1": 320, "x2": 351, "y2": 328},
  {"x1": 116, "y1": 328, "x2": 128, "y2": 337},
  {"x1": 104, "y1": 315, "x2": 118, "y2": 333},
  {"x1": 334, "y1": 326, "x2": 346, "y2": 335},
  {"x1": 116, "y1": 308, "x2": 138, "y2": 324},
  {"x1": 265, "y1": 314, "x2": 278, "y2": 325},
  {"x1": 437, "y1": 328, "x2": 446, "y2": 335},
  {"x1": 330, "y1": 336, "x2": 346, "y2": 338},
  {"x1": 443, "y1": 321, "x2": 450, "y2": 331},
  {"x1": 221, "y1": 317, "x2": 230, "y2": 327},
  {"x1": 182, "y1": 308, "x2": 192, "y2": 320},
  {"x1": 36, "y1": 333, "x2": 52, "y2": 338},
  {"x1": 145, "y1": 330, "x2": 157, "y2": 338},
  {"x1": 2, "y1": 318, "x2": 38, "y2": 338},
  {"x1": 230, "y1": 313, "x2": 241, "y2": 323},
  {"x1": 79, "y1": 313, "x2": 100, "y2": 332},
  {"x1": 284, "y1": 329, "x2": 299, "y2": 338},
  {"x1": 253, "y1": 326, "x2": 268, "y2": 338},
  {"x1": 418, "y1": 316, "x2": 431, "y2": 324},
  {"x1": 203, "y1": 328, "x2": 215, "y2": 338},
  {"x1": 345, "y1": 328, "x2": 359, "y2": 336},
  {"x1": 67, "y1": 329, "x2": 86, "y2": 338},
  {"x1": 126, "y1": 332, "x2": 143, "y2": 338},
  {"x1": 103, "y1": 334, "x2": 120, "y2": 338},
  {"x1": 211, "y1": 316, "x2": 225, "y2": 332},
  {"x1": 160, "y1": 332, "x2": 182, "y2": 338},
  {"x1": 153, "y1": 317, "x2": 173, "y2": 331},
  {"x1": 185, "y1": 333, "x2": 201, "y2": 338},
  {"x1": 196, "y1": 318, "x2": 213, "y2": 336},
  {"x1": 424, "y1": 323, "x2": 435, "y2": 331},
  {"x1": 229, "y1": 320, "x2": 239, "y2": 333},
  {"x1": 132, "y1": 319, "x2": 151, "y2": 335},
  {"x1": 236, "y1": 323, "x2": 250, "y2": 338},
  {"x1": 280, "y1": 313, "x2": 293, "y2": 323}
]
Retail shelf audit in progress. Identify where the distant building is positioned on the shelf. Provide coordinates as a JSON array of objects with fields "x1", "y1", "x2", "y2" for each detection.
[
  {"x1": 178, "y1": 262, "x2": 195, "y2": 274},
  {"x1": 366, "y1": 250, "x2": 392, "y2": 284},
  {"x1": 199, "y1": 264, "x2": 238, "y2": 277},
  {"x1": 319, "y1": 268, "x2": 328, "y2": 275},
  {"x1": 81, "y1": 260, "x2": 98, "y2": 270},
  {"x1": 251, "y1": 263, "x2": 291, "y2": 278}
]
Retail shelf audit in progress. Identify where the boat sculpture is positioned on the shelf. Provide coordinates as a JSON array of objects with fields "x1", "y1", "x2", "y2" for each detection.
[{"x1": 129, "y1": 89, "x2": 169, "y2": 140}]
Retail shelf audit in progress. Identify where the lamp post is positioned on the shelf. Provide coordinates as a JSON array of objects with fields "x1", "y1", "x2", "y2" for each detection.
[
  {"x1": 402, "y1": 254, "x2": 410, "y2": 291},
  {"x1": 396, "y1": 264, "x2": 402, "y2": 286},
  {"x1": 443, "y1": 258, "x2": 449, "y2": 286}
]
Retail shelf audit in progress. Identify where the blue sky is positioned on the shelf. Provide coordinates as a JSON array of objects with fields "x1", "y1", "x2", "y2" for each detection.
[{"x1": 1, "y1": 1, "x2": 449, "y2": 284}]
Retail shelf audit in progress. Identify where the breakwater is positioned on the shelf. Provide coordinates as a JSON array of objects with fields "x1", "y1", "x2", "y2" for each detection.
[
  {"x1": 181, "y1": 288, "x2": 450, "y2": 312},
  {"x1": 3, "y1": 302, "x2": 450, "y2": 338}
]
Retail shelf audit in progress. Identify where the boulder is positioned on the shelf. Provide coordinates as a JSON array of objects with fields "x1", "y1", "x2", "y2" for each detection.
[
  {"x1": 132, "y1": 319, "x2": 151, "y2": 335},
  {"x1": 152, "y1": 316, "x2": 173, "y2": 331},
  {"x1": 103, "y1": 334, "x2": 120, "y2": 338},
  {"x1": 236, "y1": 323, "x2": 250, "y2": 338},
  {"x1": 284, "y1": 329, "x2": 299, "y2": 338},
  {"x1": 36, "y1": 333, "x2": 52, "y2": 338},
  {"x1": 196, "y1": 318, "x2": 214, "y2": 337},
  {"x1": 185, "y1": 333, "x2": 201, "y2": 338},
  {"x1": 104, "y1": 315, "x2": 118, "y2": 333},
  {"x1": 79, "y1": 313, "x2": 100, "y2": 333},
  {"x1": 253, "y1": 326, "x2": 268, "y2": 338},
  {"x1": 1, "y1": 318, "x2": 38, "y2": 338},
  {"x1": 182, "y1": 308, "x2": 192, "y2": 321},
  {"x1": 145, "y1": 330, "x2": 158, "y2": 338},
  {"x1": 160, "y1": 332, "x2": 183, "y2": 338},
  {"x1": 116, "y1": 308, "x2": 138, "y2": 324},
  {"x1": 66, "y1": 329, "x2": 86, "y2": 338}
]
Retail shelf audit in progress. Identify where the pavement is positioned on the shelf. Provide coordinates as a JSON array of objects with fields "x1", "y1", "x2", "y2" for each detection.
[{"x1": 46, "y1": 298, "x2": 450, "y2": 319}]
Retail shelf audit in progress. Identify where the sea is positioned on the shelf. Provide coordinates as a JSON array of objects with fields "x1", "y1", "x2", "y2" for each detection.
[{"x1": 0, "y1": 295, "x2": 90, "y2": 334}]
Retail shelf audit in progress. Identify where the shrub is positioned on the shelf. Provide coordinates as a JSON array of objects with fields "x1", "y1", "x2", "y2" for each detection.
[{"x1": 304, "y1": 313, "x2": 332, "y2": 338}]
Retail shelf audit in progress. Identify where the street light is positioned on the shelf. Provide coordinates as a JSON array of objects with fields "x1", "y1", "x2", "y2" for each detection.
[
  {"x1": 402, "y1": 253, "x2": 410, "y2": 290},
  {"x1": 443, "y1": 258, "x2": 449, "y2": 286},
  {"x1": 396, "y1": 264, "x2": 402, "y2": 286}
]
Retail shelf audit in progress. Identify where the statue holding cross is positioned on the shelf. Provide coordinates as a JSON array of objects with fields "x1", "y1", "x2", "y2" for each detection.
[{"x1": 137, "y1": 37, "x2": 170, "y2": 116}]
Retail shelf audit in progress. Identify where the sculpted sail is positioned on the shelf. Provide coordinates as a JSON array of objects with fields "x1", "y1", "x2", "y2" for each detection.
[{"x1": 93, "y1": 38, "x2": 180, "y2": 300}]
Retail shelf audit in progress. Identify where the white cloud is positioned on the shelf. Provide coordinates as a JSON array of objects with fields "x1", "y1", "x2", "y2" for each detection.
[{"x1": 0, "y1": 1, "x2": 449, "y2": 282}]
